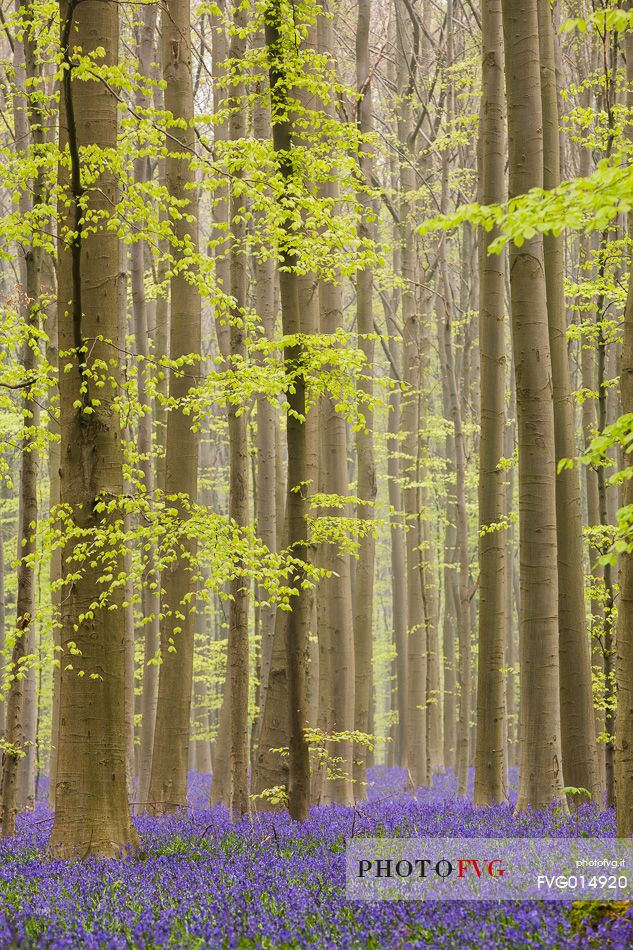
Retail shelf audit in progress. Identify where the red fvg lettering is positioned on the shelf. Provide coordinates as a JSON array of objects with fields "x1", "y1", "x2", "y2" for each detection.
[{"x1": 457, "y1": 859, "x2": 505, "y2": 877}]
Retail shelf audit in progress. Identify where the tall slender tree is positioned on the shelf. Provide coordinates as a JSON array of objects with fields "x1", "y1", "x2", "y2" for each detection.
[
  {"x1": 616, "y1": 4, "x2": 633, "y2": 836},
  {"x1": 252, "y1": 52, "x2": 278, "y2": 757},
  {"x1": 226, "y1": 0, "x2": 251, "y2": 818},
  {"x1": 501, "y1": 0, "x2": 566, "y2": 812},
  {"x1": 352, "y1": 0, "x2": 377, "y2": 799},
  {"x1": 49, "y1": 0, "x2": 138, "y2": 855},
  {"x1": 536, "y1": 0, "x2": 600, "y2": 805},
  {"x1": 147, "y1": 0, "x2": 202, "y2": 815},
  {"x1": 311, "y1": 4, "x2": 355, "y2": 808},
  {"x1": 132, "y1": 2, "x2": 161, "y2": 814},
  {"x1": 395, "y1": 0, "x2": 428, "y2": 790},
  {"x1": 1, "y1": 0, "x2": 43, "y2": 832},
  {"x1": 617, "y1": 234, "x2": 633, "y2": 836},
  {"x1": 264, "y1": 0, "x2": 312, "y2": 820},
  {"x1": 208, "y1": 4, "x2": 232, "y2": 810},
  {"x1": 474, "y1": 0, "x2": 508, "y2": 807},
  {"x1": 438, "y1": 215, "x2": 470, "y2": 796},
  {"x1": 45, "y1": 247, "x2": 61, "y2": 809}
]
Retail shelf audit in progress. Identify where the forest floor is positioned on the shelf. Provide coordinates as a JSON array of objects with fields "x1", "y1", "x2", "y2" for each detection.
[{"x1": 0, "y1": 769, "x2": 630, "y2": 948}]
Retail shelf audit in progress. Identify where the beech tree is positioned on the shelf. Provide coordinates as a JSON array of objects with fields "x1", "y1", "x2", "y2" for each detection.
[
  {"x1": 501, "y1": 0, "x2": 566, "y2": 813},
  {"x1": 226, "y1": 0, "x2": 251, "y2": 818},
  {"x1": 474, "y1": 0, "x2": 507, "y2": 807},
  {"x1": 313, "y1": 4, "x2": 355, "y2": 810},
  {"x1": 48, "y1": 0, "x2": 138, "y2": 856},
  {"x1": 264, "y1": 0, "x2": 312, "y2": 820},
  {"x1": 0, "y1": 0, "x2": 43, "y2": 836},
  {"x1": 132, "y1": 0, "x2": 160, "y2": 815},
  {"x1": 536, "y1": 0, "x2": 600, "y2": 805},
  {"x1": 146, "y1": 0, "x2": 202, "y2": 816},
  {"x1": 616, "y1": 0, "x2": 633, "y2": 837},
  {"x1": 352, "y1": 0, "x2": 377, "y2": 798}
]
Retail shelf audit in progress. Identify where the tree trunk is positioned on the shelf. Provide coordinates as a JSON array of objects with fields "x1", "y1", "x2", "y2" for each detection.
[
  {"x1": 537, "y1": 0, "x2": 600, "y2": 805},
  {"x1": 616, "y1": 12, "x2": 633, "y2": 835},
  {"x1": 192, "y1": 676, "x2": 212, "y2": 774},
  {"x1": 207, "y1": 4, "x2": 231, "y2": 811},
  {"x1": 438, "y1": 278, "x2": 470, "y2": 796},
  {"x1": 474, "y1": 0, "x2": 508, "y2": 806},
  {"x1": 580, "y1": 236, "x2": 606, "y2": 795},
  {"x1": 501, "y1": 0, "x2": 566, "y2": 813},
  {"x1": 504, "y1": 377, "x2": 518, "y2": 771},
  {"x1": 617, "y1": 273, "x2": 633, "y2": 833},
  {"x1": 423, "y1": 517, "x2": 442, "y2": 776},
  {"x1": 49, "y1": 0, "x2": 138, "y2": 856},
  {"x1": 251, "y1": 606, "x2": 290, "y2": 806},
  {"x1": 441, "y1": 370, "x2": 458, "y2": 774},
  {"x1": 1, "y1": 253, "x2": 39, "y2": 832},
  {"x1": 210, "y1": 1, "x2": 230, "y2": 363},
  {"x1": 352, "y1": 0, "x2": 377, "y2": 800},
  {"x1": 132, "y1": 1, "x2": 161, "y2": 814},
  {"x1": 3, "y1": 0, "x2": 43, "y2": 823},
  {"x1": 307, "y1": 8, "x2": 355, "y2": 808},
  {"x1": 386, "y1": 337, "x2": 407, "y2": 770},
  {"x1": 596, "y1": 267, "x2": 617, "y2": 808},
  {"x1": 265, "y1": 1, "x2": 312, "y2": 820},
  {"x1": 118, "y1": 256, "x2": 136, "y2": 797},
  {"x1": 316, "y1": 278, "x2": 355, "y2": 806},
  {"x1": 226, "y1": 0, "x2": 250, "y2": 819},
  {"x1": 44, "y1": 248, "x2": 61, "y2": 809},
  {"x1": 153, "y1": 50, "x2": 170, "y2": 501},
  {"x1": 437, "y1": 103, "x2": 469, "y2": 792},
  {"x1": 210, "y1": 665, "x2": 233, "y2": 805},
  {"x1": 252, "y1": 66, "x2": 278, "y2": 750},
  {"x1": 396, "y1": 0, "x2": 428, "y2": 790},
  {"x1": 147, "y1": 0, "x2": 201, "y2": 815}
]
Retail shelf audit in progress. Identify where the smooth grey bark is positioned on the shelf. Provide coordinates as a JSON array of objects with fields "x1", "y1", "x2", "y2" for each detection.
[
  {"x1": 252, "y1": 70, "x2": 278, "y2": 747},
  {"x1": 49, "y1": 0, "x2": 138, "y2": 856},
  {"x1": 352, "y1": 0, "x2": 377, "y2": 800},
  {"x1": 43, "y1": 250, "x2": 61, "y2": 809},
  {"x1": 226, "y1": 0, "x2": 251, "y2": 819},
  {"x1": 147, "y1": 0, "x2": 201, "y2": 815},
  {"x1": 616, "y1": 8, "x2": 633, "y2": 835},
  {"x1": 385, "y1": 324, "x2": 407, "y2": 770},
  {"x1": 265, "y1": 0, "x2": 312, "y2": 819},
  {"x1": 474, "y1": 0, "x2": 508, "y2": 806},
  {"x1": 437, "y1": 278, "x2": 470, "y2": 796},
  {"x1": 501, "y1": 0, "x2": 566, "y2": 813},
  {"x1": 132, "y1": 0, "x2": 161, "y2": 814},
  {"x1": 537, "y1": 0, "x2": 600, "y2": 805},
  {"x1": 395, "y1": 0, "x2": 428, "y2": 790}
]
